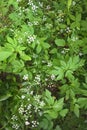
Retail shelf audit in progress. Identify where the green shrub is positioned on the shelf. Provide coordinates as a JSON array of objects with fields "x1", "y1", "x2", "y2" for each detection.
[{"x1": 0, "y1": 0, "x2": 87, "y2": 130}]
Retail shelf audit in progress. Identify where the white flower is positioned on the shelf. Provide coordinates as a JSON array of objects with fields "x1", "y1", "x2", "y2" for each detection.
[
  {"x1": 23, "y1": 74, "x2": 28, "y2": 80},
  {"x1": 79, "y1": 52, "x2": 83, "y2": 56},
  {"x1": 40, "y1": 101, "x2": 45, "y2": 107},
  {"x1": 12, "y1": 124, "x2": 19, "y2": 129},
  {"x1": 72, "y1": 1, "x2": 76, "y2": 6},
  {"x1": 21, "y1": 95, "x2": 25, "y2": 99},
  {"x1": 25, "y1": 121, "x2": 30, "y2": 125},
  {"x1": 11, "y1": 115, "x2": 18, "y2": 121},
  {"x1": 47, "y1": 62, "x2": 52, "y2": 67},
  {"x1": 27, "y1": 104, "x2": 32, "y2": 110},
  {"x1": 51, "y1": 74, "x2": 55, "y2": 80},
  {"x1": 27, "y1": 35, "x2": 36, "y2": 44},
  {"x1": 61, "y1": 50, "x2": 65, "y2": 54},
  {"x1": 18, "y1": 107, "x2": 24, "y2": 114}
]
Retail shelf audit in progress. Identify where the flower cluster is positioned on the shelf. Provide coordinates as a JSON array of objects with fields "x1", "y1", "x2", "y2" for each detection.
[
  {"x1": 11, "y1": 84, "x2": 45, "y2": 129},
  {"x1": 28, "y1": 0, "x2": 38, "y2": 12},
  {"x1": 23, "y1": 74, "x2": 28, "y2": 80},
  {"x1": 27, "y1": 35, "x2": 36, "y2": 44},
  {"x1": 34, "y1": 74, "x2": 41, "y2": 84}
]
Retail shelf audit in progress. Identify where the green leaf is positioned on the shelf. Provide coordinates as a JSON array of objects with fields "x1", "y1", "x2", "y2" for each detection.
[
  {"x1": 53, "y1": 98, "x2": 64, "y2": 111},
  {"x1": 55, "y1": 39, "x2": 65, "y2": 46},
  {"x1": 0, "y1": 93, "x2": 12, "y2": 102},
  {"x1": 44, "y1": 110, "x2": 58, "y2": 119},
  {"x1": 74, "y1": 104, "x2": 80, "y2": 118},
  {"x1": 39, "y1": 118, "x2": 49, "y2": 129},
  {"x1": 36, "y1": 44, "x2": 42, "y2": 53},
  {"x1": 68, "y1": 0, "x2": 72, "y2": 11},
  {"x1": 55, "y1": 125, "x2": 62, "y2": 130},
  {"x1": 59, "y1": 109, "x2": 68, "y2": 117},
  {"x1": 77, "y1": 98, "x2": 87, "y2": 109},
  {"x1": 56, "y1": 68, "x2": 64, "y2": 80},
  {"x1": 0, "y1": 51, "x2": 12, "y2": 61},
  {"x1": 20, "y1": 52, "x2": 31, "y2": 61},
  {"x1": 7, "y1": 36, "x2": 14, "y2": 44},
  {"x1": 65, "y1": 70, "x2": 74, "y2": 81},
  {"x1": 45, "y1": 90, "x2": 54, "y2": 105},
  {"x1": 42, "y1": 42, "x2": 50, "y2": 49}
]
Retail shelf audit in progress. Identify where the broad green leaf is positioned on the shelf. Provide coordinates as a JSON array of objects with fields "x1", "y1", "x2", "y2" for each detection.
[
  {"x1": 45, "y1": 90, "x2": 54, "y2": 105},
  {"x1": 53, "y1": 98, "x2": 64, "y2": 111},
  {"x1": 68, "y1": 0, "x2": 72, "y2": 11},
  {"x1": 0, "y1": 51, "x2": 12, "y2": 61},
  {"x1": 55, "y1": 39, "x2": 65, "y2": 46},
  {"x1": 42, "y1": 42, "x2": 50, "y2": 49},
  {"x1": 77, "y1": 98, "x2": 87, "y2": 109},
  {"x1": 39, "y1": 118, "x2": 49, "y2": 129},
  {"x1": 44, "y1": 110, "x2": 58, "y2": 119},
  {"x1": 7, "y1": 36, "x2": 14, "y2": 44},
  {"x1": 65, "y1": 70, "x2": 74, "y2": 81},
  {"x1": 20, "y1": 52, "x2": 31, "y2": 61},
  {"x1": 36, "y1": 44, "x2": 42, "y2": 53},
  {"x1": 56, "y1": 68, "x2": 64, "y2": 80},
  {"x1": 0, "y1": 93, "x2": 12, "y2": 102},
  {"x1": 59, "y1": 109, "x2": 68, "y2": 117}
]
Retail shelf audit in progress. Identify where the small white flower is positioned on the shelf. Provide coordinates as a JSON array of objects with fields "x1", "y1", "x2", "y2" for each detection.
[
  {"x1": 23, "y1": 74, "x2": 28, "y2": 80},
  {"x1": 40, "y1": 101, "x2": 45, "y2": 107},
  {"x1": 72, "y1": 1, "x2": 76, "y2": 6},
  {"x1": 51, "y1": 74, "x2": 55, "y2": 80},
  {"x1": 21, "y1": 95, "x2": 25, "y2": 99},
  {"x1": 79, "y1": 52, "x2": 83, "y2": 56},
  {"x1": 61, "y1": 50, "x2": 65, "y2": 54},
  {"x1": 25, "y1": 121, "x2": 30, "y2": 125},
  {"x1": 47, "y1": 62, "x2": 52, "y2": 67}
]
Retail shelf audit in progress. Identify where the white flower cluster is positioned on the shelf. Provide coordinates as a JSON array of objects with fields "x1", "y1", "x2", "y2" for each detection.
[
  {"x1": 38, "y1": 2, "x2": 43, "y2": 8},
  {"x1": 71, "y1": 36, "x2": 78, "y2": 41},
  {"x1": 31, "y1": 120, "x2": 39, "y2": 127},
  {"x1": 51, "y1": 74, "x2": 55, "y2": 80},
  {"x1": 11, "y1": 84, "x2": 45, "y2": 129},
  {"x1": 23, "y1": 74, "x2": 28, "y2": 80},
  {"x1": 18, "y1": 105, "x2": 24, "y2": 114},
  {"x1": 28, "y1": 0, "x2": 38, "y2": 12},
  {"x1": 34, "y1": 74, "x2": 40, "y2": 84},
  {"x1": 17, "y1": 0, "x2": 21, "y2": 2},
  {"x1": 25, "y1": 121, "x2": 30, "y2": 125},
  {"x1": 61, "y1": 48, "x2": 70, "y2": 54},
  {"x1": 46, "y1": 5, "x2": 51, "y2": 10},
  {"x1": 72, "y1": 1, "x2": 76, "y2": 6},
  {"x1": 12, "y1": 124, "x2": 19, "y2": 130},
  {"x1": 27, "y1": 35, "x2": 36, "y2": 44},
  {"x1": 11, "y1": 115, "x2": 18, "y2": 121},
  {"x1": 65, "y1": 27, "x2": 71, "y2": 34},
  {"x1": 11, "y1": 115, "x2": 19, "y2": 130},
  {"x1": 47, "y1": 62, "x2": 52, "y2": 67}
]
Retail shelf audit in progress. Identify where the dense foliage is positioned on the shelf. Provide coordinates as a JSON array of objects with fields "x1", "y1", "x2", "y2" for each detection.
[{"x1": 0, "y1": 0, "x2": 87, "y2": 130}]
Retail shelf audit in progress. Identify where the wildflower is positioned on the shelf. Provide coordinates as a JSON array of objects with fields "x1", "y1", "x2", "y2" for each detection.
[
  {"x1": 18, "y1": 107, "x2": 24, "y2": 114},
  {"x1": 12, "y1": 124, "x2": 19, "y2": 129},
  {"x1": 79, "y1": 52, "x2": 83, "y2": 56},
  {"x1": 27, "y1": 35, "x2": 36, "y2": 44},
  {"x1": 47, "y1": 62, "x2": 52, "y2": 67},
  {"x1": 40, "y1": 101, "x2": 45, "y2": 107},
  {"x1": 72, "y1": 1, "x2": 76, "y2": 6},
  {"x1": 25, "y1": 121, "x2": 30, "y2": 125},
  {"x1": 27, "y1": 104, "x2": 32, "y2": 110},
  {"x1": 51, "y1": 74, "x2": 55, "y2": 80},
  {"x1": 61, "y1": 50, "x2": 65, "y2": 54},
  {"x1": 23, "y1": 74, "x2": 28, "y2": 80},
  {"x1": 11, "y1": 115, "x2": 18, "y2": 121},
  {"x1": 21, "y1": 95, "x2": 25, "y2": 99}
]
